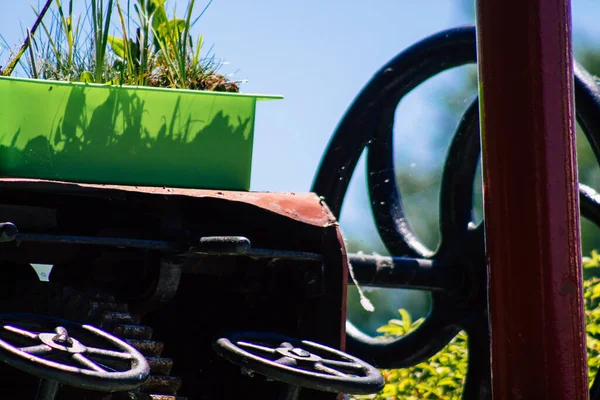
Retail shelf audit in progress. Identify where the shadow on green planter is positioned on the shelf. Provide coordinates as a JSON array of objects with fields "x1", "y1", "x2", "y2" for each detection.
[{"x1": 0, "y1": 79, "x2": 257, "y2": 190}]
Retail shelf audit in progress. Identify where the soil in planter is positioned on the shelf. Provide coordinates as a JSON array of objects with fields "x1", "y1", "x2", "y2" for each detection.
[{"x1": 147, "y1": 65, "x2": 240, "y2": 93}]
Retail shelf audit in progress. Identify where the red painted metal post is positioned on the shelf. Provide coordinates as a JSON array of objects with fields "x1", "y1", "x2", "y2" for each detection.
[{"x1": 476, "y1": 0, "x2": 588, "y2": 398}]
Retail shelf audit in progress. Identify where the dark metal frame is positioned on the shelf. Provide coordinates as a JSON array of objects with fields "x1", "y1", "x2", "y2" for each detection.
[{"x1": 312, "y1": 25, "x2": 600, "y2": 399}]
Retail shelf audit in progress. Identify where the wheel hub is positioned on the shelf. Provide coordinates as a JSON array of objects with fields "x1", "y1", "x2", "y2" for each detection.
[
  {"x1": 275, "y1": 344, "x2": 322, "y2": 363},
  {"x1": 37, "y1": 327, "x2": 86, "y2": 353}
]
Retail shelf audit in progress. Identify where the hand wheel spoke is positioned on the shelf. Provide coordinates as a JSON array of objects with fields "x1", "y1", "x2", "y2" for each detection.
[
  {"x1": 274, "y1": 356, "x2": 297, "y2": 367},
  {"x1": 85, "y1": 346, "x2": 133, "y2": 360},
  {"x1": 19, "y1": 344, "x2": 52, "y2": 355},
  {"x1": 320, "y1": 358, "x2": 365, "y2": 372},
  {"x1": 237, "y1": 341, "x2": 277, "y2": 355},
  {"x1": 314, "y1": 362, "x2": 351, "y2": 378},
  {"x1": 299, "y1": 340, "x2": 338, "y2": 358},
  {"x1": 4, "y1": 325, "x2": 39, "y2": 340},
  {"x1": 72, "y1": 353, "x2": 107, "y2": 373}
]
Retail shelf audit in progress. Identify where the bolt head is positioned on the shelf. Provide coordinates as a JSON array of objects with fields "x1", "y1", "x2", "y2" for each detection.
[{"x1": 291, "y1": 348, "x2": 311, "y2": 358}]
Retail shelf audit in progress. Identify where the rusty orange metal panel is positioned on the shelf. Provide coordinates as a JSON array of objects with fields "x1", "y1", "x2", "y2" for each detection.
[{"x1": 0, "y1": 178, "x2": 337, "y2": 227}]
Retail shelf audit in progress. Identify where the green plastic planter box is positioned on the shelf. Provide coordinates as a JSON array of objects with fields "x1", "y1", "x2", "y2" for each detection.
[{"x1": 0, "y1": 76, "x2": 281, "y2": 191}]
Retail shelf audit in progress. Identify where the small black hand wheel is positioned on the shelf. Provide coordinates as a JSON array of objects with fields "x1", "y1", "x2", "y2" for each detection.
[
  {"x1": 213, "y1": 332, "x2": 384, "y2": 394},
  {"x1": 0, "y1": 313, "x2": 149, "y2": 392}
]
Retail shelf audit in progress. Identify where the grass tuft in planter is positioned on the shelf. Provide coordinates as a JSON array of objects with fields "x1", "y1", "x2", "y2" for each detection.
[{"x1": 0, "y1": 0, "x2": 280, "y2": 191}]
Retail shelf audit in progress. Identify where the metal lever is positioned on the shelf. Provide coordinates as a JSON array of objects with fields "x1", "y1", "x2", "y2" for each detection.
[
  {"x1": 36, "y1": 379, "x2": 60, "y2": 400},
  {"x1": 188, "y1": 236, "x2": 251, "y2": 255}
]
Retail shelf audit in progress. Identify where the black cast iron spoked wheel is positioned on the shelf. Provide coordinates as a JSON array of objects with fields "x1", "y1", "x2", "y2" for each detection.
[
  {"x1": 0, "y1": 313, "x2": 149, "y2": 394},
  {"x1": 214, "y1": 332, "x2": 384, "y2": 395},
  {"x1": 312, "y1": 23, "x2": 600, "y2": 399}
]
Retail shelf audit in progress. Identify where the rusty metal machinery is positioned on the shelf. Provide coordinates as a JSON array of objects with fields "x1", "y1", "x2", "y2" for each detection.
[
  {"x1": 0, "y1": 22, "x2": 598, "y2": 400},
  {"x1": 0, "y1": 180, "x2": 383, "y2": 399}
]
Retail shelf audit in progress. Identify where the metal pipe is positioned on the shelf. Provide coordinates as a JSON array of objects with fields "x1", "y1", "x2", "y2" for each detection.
[
  {"x1": 35, "y1": 379, "x2": 60, "y2": 400},
  {"x1": 278, "y1": 384, "x2": 301, "y2": 400},
  {"x1": 16, "y1": 233, "x2": 178, "y2": 251},
  {"x1": 476, "y1": 0, "x2": 588, "y2": 398},
  {"x1": 347, "y1": 254, "x2": 462, "y2": 291},
  {"x1": 13, "y1": 232, "x2": 325, "y2": 261}
]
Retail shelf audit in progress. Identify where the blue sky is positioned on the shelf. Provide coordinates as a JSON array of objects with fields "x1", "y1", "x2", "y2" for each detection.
[{"x1": 1, "y1": 0, "x2": 600, "y2": 250}]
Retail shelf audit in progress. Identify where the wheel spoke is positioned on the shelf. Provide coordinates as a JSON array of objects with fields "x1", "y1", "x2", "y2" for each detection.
[
  {"x1": 19, "y1": 344, "x2": 52, "y2": 355},
  {"x1": 238, "y1": 341, "x2": 277, "y2": 355},
  {"x1": 4, "y1": 325, "x2": 39, "y2": 340},
  {"x1": 85, "y1": 346, "x2": 133, "y2": 360},
  {"x1": 314, "y1": 362, "x2": 351, "y2": 378},
  {"x1": 73, "y1": 353, "x2": 106, "y2": 373},
  {"x1": 299, "y1": 340, "x2": 336, "y2": 358},
  {"x1": 320, "y1": 358, "x2": 364, "y2": 372},
  {"x1": 274, "y1": 356, "x2": 297, "y2": 367},
  {"x1": 92, "y1": 361, "x2": 118, "y2": 372}
]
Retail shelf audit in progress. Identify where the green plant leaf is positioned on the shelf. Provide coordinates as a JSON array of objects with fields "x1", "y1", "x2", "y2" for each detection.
[
  {"x1": 192, "y1": 34, "x2": 203, "y2": 70},
  {"x1": 376, "y1": 325, "x2": 405, "y2": 336},
  {"x1": 592, "y1": 284, "x2": 600, "y2": 300},
  {"x1": 149, "y1": 0, "x2": 169, "y2": 50},
  {"x1": 398, "y1": 308, "x2": 413, "y2": 332},
  {"x1": 157, "y1": 18, "x2": 186, "y2": 44},
  {"x1": 146, "y1": 0, "x2": 166, "y2": 15},
  {"x1": 79, "y1": 71, "x2": 94, "y2": 83},
  {"x1": 108, "y1": 36, "x2": 126, "y2": 59},
  {"x1": 170, "y1": 19, "x2": 187, "y2": 37},
  {"x1": 437, "y1": 377, "x2": 460, "y2": 387},
  {"x1": 589, "y1": 324, "x2": 600, "y2": 336},
  {"x1": 399, "y1": 378, "x2": 416, "y2": 391},
  {"x1": 150, "y1": 0, "x2": 168, "y2": 28}
]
